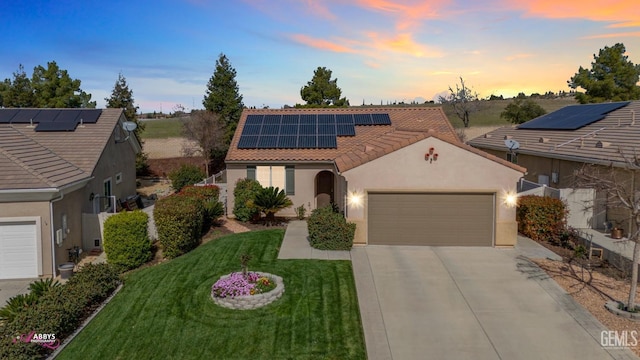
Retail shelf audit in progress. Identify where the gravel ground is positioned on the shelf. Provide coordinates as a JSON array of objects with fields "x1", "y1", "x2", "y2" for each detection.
[{"x1": 534, "y1": 258, "x2": 640, "y2": 356}]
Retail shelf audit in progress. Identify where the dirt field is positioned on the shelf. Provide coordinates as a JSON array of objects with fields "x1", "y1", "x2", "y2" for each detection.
[{"x1": 144, "y1": 137, "x2": 200, "y2": 159}]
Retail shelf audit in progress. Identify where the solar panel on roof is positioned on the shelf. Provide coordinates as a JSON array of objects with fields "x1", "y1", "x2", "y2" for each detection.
[
  {"x1": 517, "y1": 101, "x2": 630, "y2": 130},
  {"x1": 335, "y1": 114, "x2": 353, "y2": 124},
  {"x1": 318, "y1": 114, "x2": 335, "y2": 124},
  {"x1": 33, "y1": 110, "x2": 61, "y2": 123},
  {"x1": 336, "y1": 124, "x2": 356, "y2": 136},
  {"x1": 318, "y1": 124, "x2": 336, "y2": 135},
  {"x1": 298, "y1": 135, "x2": 317, "y2": 148},
  {"x1": 299, "y1": 124, "x2": 316, "y2": 135},
  {"x1": 280, "y1": 124, "x2": 298, "y2": 135},
  {"x1": 0, "y1": 109, "x2": 20, "y2": 123},
  {"x1": 300, "y1": 114, "x2": 316, "y2": 124},
  {"x1": 10, "y1": 109, "x2": 40, "y2": 123},
  {"x1": 262, "y1": 123, "x2": 280, "y2": 135},
  {"x1": 318, "y1": 136, "x2": 337, "y2": 148},
  {"x1": 245, "y1": 115, "x2": 263, "y2": 126},
  {"x1": 35, "y1": 121, "x2": 78, "y2": 132},
  {"x1": 371, "y1": 113, "x2": 391, "y2": 125},
  {"x1": 257, "y1": 135, "x2": 278, "y2": 148},
  {"x1": 54, "y1": 111, "x2": 81, "y2": 123},
  {"x1": 282, "y1": 114, "x2": 299, "y2": 124},
  {"x1": 353, "y1": 114, "x2": 373, "y2": 125},
  {"x1": 263, "y1": 115, "x2": 281, "y2": 125},
  {"x1": 278, "y1": 136, "x2": 298, "y2": 148},
  {"x1": 242, "y1": 124, "x2": 262, "y2": 135},
  {"x1": 77, "y1": 109, "x2": 101, "y2": 123},
  {"x1": 238, "y1": 135, "x2": 259, "y2": 148}
]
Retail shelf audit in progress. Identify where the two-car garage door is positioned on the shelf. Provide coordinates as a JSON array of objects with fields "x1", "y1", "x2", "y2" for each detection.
[
  {"x1": 0, "y1": 221, "x2": 39, "y2": 279},
  {"x1": 368, "y1": 193, "x2": 495, "y2": 246}
]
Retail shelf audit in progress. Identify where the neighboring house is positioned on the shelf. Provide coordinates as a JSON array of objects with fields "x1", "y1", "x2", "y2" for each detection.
[
  {"x1": 0, "y1": 108, "x2": 141, "y2": 280},
  {"x1": 225, "y1": 107, "x2": 525, "y2": 247},
  {"x1": 468, "y1": 100, "x2": 640, "y2": 231}
]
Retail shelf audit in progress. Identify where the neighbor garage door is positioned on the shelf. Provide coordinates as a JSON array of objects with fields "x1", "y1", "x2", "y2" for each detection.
[
  {"x1": 368, "y1": 193, "x2": 495, "y2": 246},
  {"x1": 0, "y1": 221, "x2": 39, "y2": 279}
]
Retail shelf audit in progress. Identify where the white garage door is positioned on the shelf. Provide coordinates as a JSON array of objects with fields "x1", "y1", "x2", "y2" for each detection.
[{"x1": 0, "y1": 222, "x2": 39, "y2": 279}]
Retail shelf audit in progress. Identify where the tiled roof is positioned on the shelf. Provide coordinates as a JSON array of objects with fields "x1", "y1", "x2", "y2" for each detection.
[
  {"x1": 0, "y1": 108, "x2": 125, "y2": 190},
  {"x1": 468, "y1": 101, "x2": 640, "y2": 167},
  {"x1": 226, "y1": 107, "x2": 461, "y2": 171}
]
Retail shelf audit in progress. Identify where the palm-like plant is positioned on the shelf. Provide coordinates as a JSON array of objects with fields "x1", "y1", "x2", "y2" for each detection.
[{"x1": 253, "y1": 187, "x2": 293, "y2": 225}]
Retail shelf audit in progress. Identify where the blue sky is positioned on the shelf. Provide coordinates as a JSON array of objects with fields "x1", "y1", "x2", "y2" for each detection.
[{"x1": 1, "y1": 0, "x2": 639, "y2": 113}]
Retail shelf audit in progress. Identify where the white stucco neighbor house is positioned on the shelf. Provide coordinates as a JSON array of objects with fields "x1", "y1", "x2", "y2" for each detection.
[{"x1": 225, "y1": 107, "x2": 526, "y2": 247}]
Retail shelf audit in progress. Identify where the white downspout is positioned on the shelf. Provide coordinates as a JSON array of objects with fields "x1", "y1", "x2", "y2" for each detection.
[{"x1": 50, "y1": 191, "x2": 64, "y2": 278}]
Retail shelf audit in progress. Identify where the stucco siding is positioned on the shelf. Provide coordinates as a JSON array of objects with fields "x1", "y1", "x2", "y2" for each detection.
[
  {"x1": 343, "y1": 137, "x2": 523, "y2": 246},
  {"x1": 52, "y1": 189, "x2": 85, "y2": 268}
]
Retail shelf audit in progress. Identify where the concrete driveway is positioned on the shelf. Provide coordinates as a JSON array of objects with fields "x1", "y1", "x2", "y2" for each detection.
[
  {"x1": 0, "y1": 278, "x2": 36, "y2": 306},
  {"x1": 351, "y1": 245, "x2": 638, "y2": 360}
]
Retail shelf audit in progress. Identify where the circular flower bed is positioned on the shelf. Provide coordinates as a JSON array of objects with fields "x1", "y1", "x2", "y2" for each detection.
[{"x1": 211, "y1": 271, "x2": 284, "y2": 310}]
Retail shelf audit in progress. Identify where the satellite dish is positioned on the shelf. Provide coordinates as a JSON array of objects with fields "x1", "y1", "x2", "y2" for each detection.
[
  {"x1": 504, "y1": 139, "x2": 520, "y2": 150},
  {"x1": 122, "y1": 121, "x2": 138, "y2": 132}
]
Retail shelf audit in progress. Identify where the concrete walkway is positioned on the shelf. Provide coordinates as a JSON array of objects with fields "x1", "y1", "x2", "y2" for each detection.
[
  {"x1": 0, "y1": 278, "x2": 37, "y2": 306},
  {"x1": 277, "y1": 220, "x2": 351, "y2": 260}
]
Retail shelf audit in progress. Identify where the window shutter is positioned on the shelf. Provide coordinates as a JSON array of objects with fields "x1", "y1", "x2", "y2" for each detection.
[
  {"x1": 247, "y1": 166, "x2": 256, "y2": 180},
  {"x1": 285, "y1": 166, "x2": 295, "y2": 195}
]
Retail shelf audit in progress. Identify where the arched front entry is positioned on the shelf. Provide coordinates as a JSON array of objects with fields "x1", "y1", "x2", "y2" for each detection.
[{"x1": 315, "y1": 171, "x2": 334, "y2": 208}]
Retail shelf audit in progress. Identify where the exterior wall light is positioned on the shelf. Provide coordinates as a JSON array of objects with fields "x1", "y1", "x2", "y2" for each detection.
[
  {"x1": 347, "y1": 191, "x2": 363, "y2": 208},
  {"x1": 503, "y1": 191, "x2": 518, "y2": 208}
]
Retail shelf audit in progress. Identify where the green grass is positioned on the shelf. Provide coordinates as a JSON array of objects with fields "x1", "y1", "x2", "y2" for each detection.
[
  {"x1": 57, "y1": 230, "x2": 366, "y2": 360},
  {"x1": 140, "y1": 118, "x2": 187, "y2": 139}
]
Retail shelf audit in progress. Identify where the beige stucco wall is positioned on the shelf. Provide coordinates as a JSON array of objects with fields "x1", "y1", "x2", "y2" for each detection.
[
  {"x1": 0, "y1": 201, "x2": 53, "y2": 277},
  {"x1": 226, "y1": 163, "x2": 343, "y2": 218},
  {"x1": 52, "y1": 188, "x2": 85, "y2": 269},
  {"x1": 343, "y1": 137, "x2": 524, "y2": 246}
]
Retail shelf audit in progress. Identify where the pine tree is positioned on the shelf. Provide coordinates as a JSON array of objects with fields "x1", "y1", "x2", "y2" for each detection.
[
  {"x1": 2, "y1": 64, "x2": 34, "y2": 107},
  {"x1": 203, "y1": 53, "x2": 244, "y2": 145},
  {"x1": 106, "y1": 72, "x2": 148, "y2": 175},
  {"x1": 31, "y1": 61, "x2": 95, "y2": 108}
]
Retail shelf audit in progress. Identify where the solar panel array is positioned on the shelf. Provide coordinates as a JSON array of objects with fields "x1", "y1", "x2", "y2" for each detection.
[
  {"x1": 517, "y1": 102, "x2": 629, "y2": 130},
  {"x1": 238, "y1": 113, "x2": 392, "y2": 149},
  {"x1": 0, "y1": 109, "x2": 102, "y2": 132}
]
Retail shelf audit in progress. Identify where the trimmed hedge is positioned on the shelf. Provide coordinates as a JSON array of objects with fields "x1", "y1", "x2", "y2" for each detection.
[
  {"x1": 179, "y1": 185, "x2": 224, "y2": 231},
  {"x1": 154, "y1": 194, "x2": 205, "y2": 258},
  {"x1": 233, "y1": 178, "x2": 262, "y2": 222},
  {"x1": 0, "y1": 263, "x2": 120, "y2": 360},
  {"x1": 308, "y1": 206, "x2": 356, "y2": 250},
  {"x1": 516, "y1": 195, "x2": 568, "y2": 242},
  {"x1": 168, "y1": 164, "x2": 205, "y2": 192},
  {"x1": 103, "y1": 211, "x2": 151, "y2": 270}
]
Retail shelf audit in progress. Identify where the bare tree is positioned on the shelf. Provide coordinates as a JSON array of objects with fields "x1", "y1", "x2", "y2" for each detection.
[
  {"x1": 182, "y1": 110, "x2": 226, "y2": 175},
  {"x1": 438, "y1": 77, "x2": 480, "y2": 128},
  {"x1": 575, "y1": 152, "x2": 640, "y2": 311}
]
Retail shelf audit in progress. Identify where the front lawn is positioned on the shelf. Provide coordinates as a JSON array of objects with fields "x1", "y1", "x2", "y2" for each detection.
[{"x1": 57, "y1": 230, "x2": 366, "y2": 360}]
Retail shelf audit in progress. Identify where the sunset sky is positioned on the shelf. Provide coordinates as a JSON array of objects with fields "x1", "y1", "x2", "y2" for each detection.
[{"x1": 1, "y1": 0, "x2": 639, "y2": 113}]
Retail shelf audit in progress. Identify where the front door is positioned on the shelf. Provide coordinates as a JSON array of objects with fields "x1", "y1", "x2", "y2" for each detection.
[{"x1": 316, "y1": 171, "x2": 334, "y2": 208}]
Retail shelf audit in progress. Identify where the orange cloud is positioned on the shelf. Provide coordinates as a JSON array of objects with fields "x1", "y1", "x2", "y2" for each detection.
[
  {"x1": 367, "y1": 32, "x2": 444, "y2": 57},
  {"x1": 304, "y1": 0, "x2": 336, "y2": 20},
  {"x1": 289, "y1": 34, "x2": 355, "y2": 53},
  {"x1": 582, "y1": 31, "x2": 640, "y2": 39},
  {"x1": 355, "y1": 0, "x2": 450, "y2": 30},
  {"x1": 503, "y1": 0, "x2": 639, "y2": 26}
]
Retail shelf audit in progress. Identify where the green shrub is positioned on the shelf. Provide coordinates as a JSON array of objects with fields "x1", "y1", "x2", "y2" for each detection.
[
  {"x1": 516, "y1": 195, "x2": 568, "y2": 242},
  {"x1": 154, "y1": 194, "x2": 205, "y2": 258},
  {"x1": 179, "y1": 185, "x2": 224, "y2": 231},
  {"x1": 233, "y1": 178, "x2": 262, "y2": 222},
  {"x1": 308, "y1": 206, "x2": 356, "y2": 250},
  {"x1": 103, "y1": 211, "x2": 151, "y2": 270},
  {"x1": 168, "y1": 164, "x2": 205, "y2": 192},
  {"x1": 295, "y1": 204, "x2": 306, "y2": 219},
  {"x1": 0, "y1": 279, "x2": 61, "y2": 323},
  {"x1": 0, "y1": 263, "x2": 120, "y2": 360}
]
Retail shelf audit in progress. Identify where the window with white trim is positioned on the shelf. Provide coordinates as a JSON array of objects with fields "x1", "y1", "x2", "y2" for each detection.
[{"x1": 247, "y1": 165, "x2": 295, "y2": 195}]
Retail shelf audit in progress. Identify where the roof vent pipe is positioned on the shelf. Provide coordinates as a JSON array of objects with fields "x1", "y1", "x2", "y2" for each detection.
[{"x1": 632, "y1": 110, "x2": 636, "y2": 126}]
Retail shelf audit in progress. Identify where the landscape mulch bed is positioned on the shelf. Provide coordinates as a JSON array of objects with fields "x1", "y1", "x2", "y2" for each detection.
[{"x1": 532, "y1": 252, "x2": 640, "y2": 356}]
